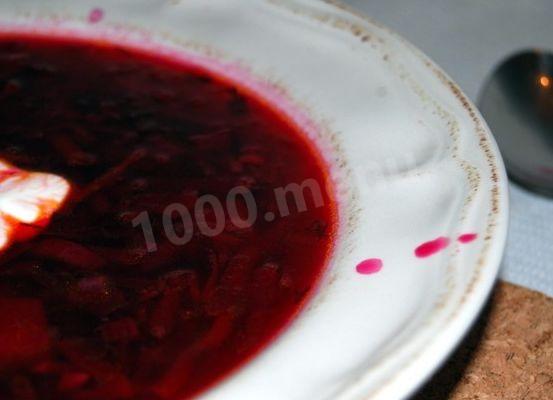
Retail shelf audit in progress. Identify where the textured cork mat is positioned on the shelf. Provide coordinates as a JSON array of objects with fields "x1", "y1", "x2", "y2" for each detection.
[{"x1": 413, "y1": 281, "x2": 553, "y2": 399}]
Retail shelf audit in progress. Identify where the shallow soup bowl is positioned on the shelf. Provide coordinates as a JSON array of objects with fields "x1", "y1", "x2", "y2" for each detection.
[{"x1": 0, "y1": 1, "x2": 509, "y2": 399}]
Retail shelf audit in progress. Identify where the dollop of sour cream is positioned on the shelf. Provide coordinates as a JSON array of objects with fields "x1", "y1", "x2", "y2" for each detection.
[{"x1": 0, "y1": 159, "x2": 70, "y2": 251}]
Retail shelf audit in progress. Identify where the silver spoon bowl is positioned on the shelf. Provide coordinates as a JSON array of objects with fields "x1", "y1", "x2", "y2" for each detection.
[{"x1": 479, "y1": 50, "x2": 553, "y2": 196}]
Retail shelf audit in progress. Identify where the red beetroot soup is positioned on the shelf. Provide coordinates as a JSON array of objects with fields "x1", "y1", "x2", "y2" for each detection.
[{"x1": 0, "y1": 35, "x2": 336, "y2": 399}]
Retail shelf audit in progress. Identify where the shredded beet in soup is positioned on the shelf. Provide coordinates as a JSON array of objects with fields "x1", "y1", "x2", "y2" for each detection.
[{"x1": 0, "y1": 35, "x2": 335, "y2": 399}]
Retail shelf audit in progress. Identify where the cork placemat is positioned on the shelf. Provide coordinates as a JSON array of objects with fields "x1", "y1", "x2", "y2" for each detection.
[{"x1": 413, "y1": 281, "x2": 553, "y2": 399}]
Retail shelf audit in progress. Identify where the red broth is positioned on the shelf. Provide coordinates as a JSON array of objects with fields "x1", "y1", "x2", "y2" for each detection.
[{"x1": 0, "y1": 35, "x2": 335, "y2": 399}]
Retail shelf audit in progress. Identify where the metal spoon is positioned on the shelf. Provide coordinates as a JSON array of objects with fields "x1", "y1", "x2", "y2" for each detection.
[{"x1": 478, "y1": 50, "x2": 553, "y2": 196}]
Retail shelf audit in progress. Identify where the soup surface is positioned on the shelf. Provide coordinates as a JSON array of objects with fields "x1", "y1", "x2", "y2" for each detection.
[{"x1": 0, "y1": 35, "x2": 335, "y2": 399}]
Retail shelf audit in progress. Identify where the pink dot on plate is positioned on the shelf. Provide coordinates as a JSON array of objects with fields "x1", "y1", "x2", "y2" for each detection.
[
  {"x1": 356, "y1": 258, "x2": 383, "y2": 275},
  {"x1": 88, "y1": 8, "x2": 104, "y2": 24},
  {"x1": 415, "y1": 236, "x2": 450, "y2": 258},
  {"x1": 458, "y1": 233, "x2": 478, "y2": 244}
]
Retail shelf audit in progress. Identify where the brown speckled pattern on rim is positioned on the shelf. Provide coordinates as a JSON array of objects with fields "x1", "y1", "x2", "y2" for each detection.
[{"x1": 263, "y1": 0, "x2": 507, "y2": 398}]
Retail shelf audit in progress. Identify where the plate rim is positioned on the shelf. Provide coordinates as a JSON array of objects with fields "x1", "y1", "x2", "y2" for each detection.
[{"x1": 300, "y1": 1, "x2": 510, "y2": 398}]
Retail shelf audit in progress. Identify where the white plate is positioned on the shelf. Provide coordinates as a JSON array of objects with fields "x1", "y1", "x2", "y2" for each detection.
[{"x1": 0, "y1": 1, "x2": 509, "y2": 399}]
